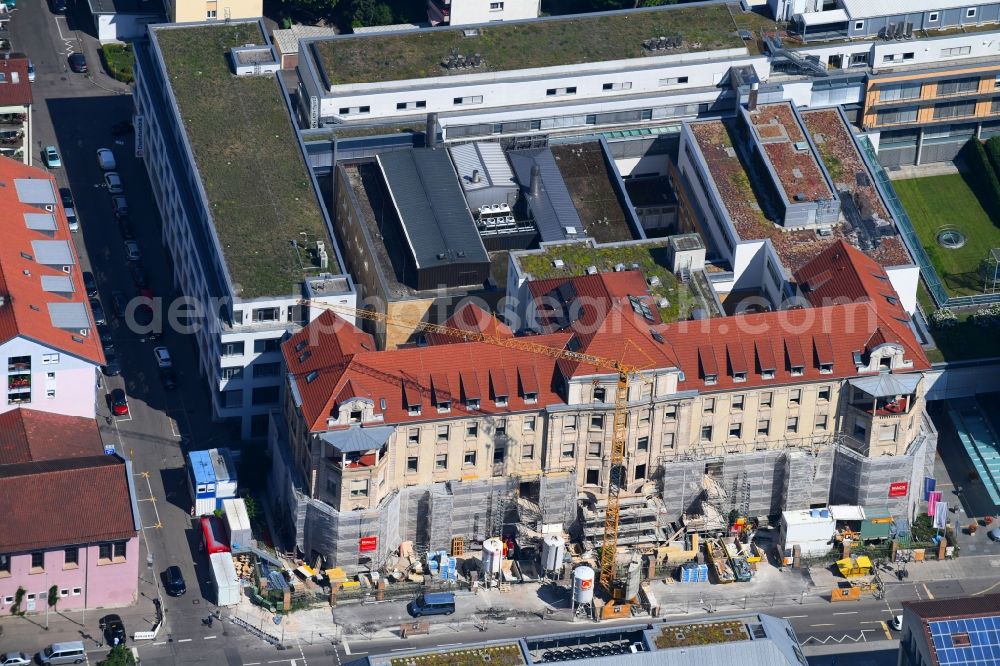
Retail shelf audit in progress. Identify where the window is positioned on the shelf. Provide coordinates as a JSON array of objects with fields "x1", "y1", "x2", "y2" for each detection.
[
  {"x1": 349, "y1": 479, "x2": 369, "y2": 497},
  {"x1": 854, "y1": 20, "x2": 864, "y2": 30},
  {"x1": 732, "y1": 395, "x2": 744, "y2": 411},
  {"x1": 937, "y1": 76, "x2": 980, "y2": 96},
  {"x1": 72, "y1": 588, "x2": 81, "y2": 596},
  {"x1": 662, "y1": 432, "x2": 675, "y2": 449},
  {"x1": 993, "y1": 97, "x2": 1000, "y2": 113},
  {"x1": 762, "y1": 368, "x2": 775, "y2": 380},
  {"x1": 602, "y1": 81, "x2": 632, "y2": 91},
  {"x1": 31, "y1": 552, "x2": 44, "y2": 570},
  {"x1": 466, "y1": 422, "x2": 478, "y2": 438},
  {"x1": 0, "y1": 553, "x2": 9, "y2": 574},
  {"x1": 406, "y1": 457, "x2": 418, "y2": 473},
  {"x1": 495, "y1": 393, "x2": 508, "y2": 407},
  {"x1": 729, "y1": 422, "x2": 742, "y2": 439},
  {"x1": 876, "y1": 107, "x2": 918, "y2": 125},
  {"x1": 879, "y1": 424, "x2": 898, "y2": 441},
  {"x1": 453, "y1": 95, "x2": 484, "y2": 106},
  {"x1": 705, "y1": 373, "x2": 718, "y2": 386},
  {"x1": 966, "y1": 7, "x2": 976, "y2": 17},
  {"x1": 928, "y1": 11, "x2": 938, "y2": 21},
  {"x1": 663, "y1": 404, "x2": 677, "y2": 421},
  {"x1": 561, "y1": 442, "x2": 575, "y2": 458},
  {"x1": 590, "y1": 414, "x2": 604, "y2": 430},
  {"x1": 996, "y1": 74, "x2": 1000, "y2": 89},
  {"x1": 255, "y1": 337, "x2": 281, "y2": 354},
  {"x1": 408, "y1": 404, "x2": 422, "y2": 416},
  {"x1": 933, "y1": 100, "x2": 976, "y2": 119},
  {"x1": 787, "y1": 416, "x2": 798, "y2": 434},
  {"x1": 524, "y1": 391, "x2": 538, "y2": 404},
  {"x1": 436, "y1": 425, "x2": 449, "y2": 441},
  {"x1": 253, "y1": 362, "x2": 281, "y2": 378},
  {"x1": 220, "y1": 366, "x2": 243, "y2": 381},
  {"x1": 760, "y1": 392, "x2": 773, "y2": 408},
  {"x1": 635, "y1": 464, "x2": 646, "y2": 481},
  {"x1": 585, "y1": 468, "x2": 600, "y2": 485},
  {"x1": 408, "y1": 428, "x2": 420, "y2": 445},
  {"x1": 221, "y1": 341, "x2": 244, "y2": 357},
  {"x1": 467, "y1": 398, "x2": 480, "y2": 410},
  {"x1": 659, "y1": 76, "x2": 689, "y2": 86},
  {"x1": 206, "y1": 8, "x2": 216, "y2": 17},
  {"x1": 818, "y1": 387, "x2": 831, "y2": 402},
  {"x1": 757, "y1": 419, "x2": 770, "y2": 436},
  {"x1": 522, "y1": 443, "x2": 534, "y2": 459},
  {"x1": 114, "y1": 542, "x2": 126, "y2": 559},
  {"x1": 221, "y1": 389, "x2": 243, "y2": 409},
  {"x1": 789, "y1": 389, "x2": 801, "y2": 406},
  {"x1": 47, "y1": 389, "x2": 56, "y2": 399},
  {"x1": 879, "y1": 82, "x2": 921, "y2": 102},
  {"x1": 496, "y1": 419, "x2": 507, "y2": 435},
  {"x1": 790, "y1": 364, "x2": 804, "y2": 377},
  {"x1": 704, "y1": 397, "x2": 715, "y2": 413},
  {"x1": 348, "y1": 409, "x2": 362, "y2": 424},
  {"x1": 853, "y1": 422, "x2": 867, "y2": 439},
  {"x1": 700, "y1": 425, "x2": 713, "y2": 441},
  {"x1": 637, "y1": 436, "x2": 649, "y2": 451},
  {"x1": 546, "y1": 87, "x2": 577, "y2": 96},
  {"x1": 252, "y1": 308, "x2": 279, "y2": 323},
  {"x1": 564, "y1": 415, "x2": 577, "y2": 431},
  {"x1": 639, "y1": 408, "x2": 650, "y2": 424},
  {"x1": 41, "y1": 353, "x2": 60, "y2": 364},
  {"x1": 338, "y1": 106, "x2": 371, "y2": 115},
  {"x1": 815, "y1": 415, "x2": 828, "y2": 430},
  {"x1": 593, "y1": 387, "x2": 606, "y2": 403},
  {"x1": 435, "y1": 453, "x2": 448, "y2": 470},
  {"x1": 820, "y1": 362, "x2": 833, "y2": 374},
  {"x1": 733, "y1": 371, "x2": 747, "y2": 383},
  {"x1": 523, "y1": 416, "x2": 536, "y2": 432},
  {"x1": 849, "y1": 53, "x2": 869, "y2": 67},
  {"x1": 490, "y1": 1, "x2": 504, "y2": 8},
  {"x1": 251, "y1": 386, "x2": 279, "y2": 406},
  {"x1": 99, "y1": 543, "x2": 113, "y2": 561},
  {"x1": 326, "y1": 479, "x2": 338, "y2": 496},
  {"x1": 587, "y1": 441, "x2": 602, "y2": 458},
  {"x1": 463, "y1": 450, "x2": 477, "y2": 467},
  {"x1": 941, "y1": 45, "x2": 972, "y2": 57},
  {"x1": 396, "y1": 100, "x2": 427, "y2": 110}
]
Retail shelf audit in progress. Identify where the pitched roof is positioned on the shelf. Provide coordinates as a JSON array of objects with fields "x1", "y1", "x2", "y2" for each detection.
[
  {"x1": 0, "y1": 158, "x2": 104, "y2": 365},
  {"x1": 424, "y1": 302, "x2": 513, "y2": 346},
  {"x1": 0, "y1": 57, "x2": 33, "y2": 107},
  {"x1": 0, "y1": 409, "x2": 106, "y2": 465}
]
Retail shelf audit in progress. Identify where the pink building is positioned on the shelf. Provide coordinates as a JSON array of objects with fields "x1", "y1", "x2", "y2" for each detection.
[{"x1": 0, "y1": 409, "x2": 140, "y2": 613}]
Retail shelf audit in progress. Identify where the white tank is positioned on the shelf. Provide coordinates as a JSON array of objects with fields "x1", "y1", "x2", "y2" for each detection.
[
  {"x1": 481, "y1": 538, "x2": 503, "y2": 576},
  {"x1": 541, "y1": 535, "x2": 566, "y2": 572},
  {"x1": 572, "y1": 566, "x2": 595, "y2": 605}
]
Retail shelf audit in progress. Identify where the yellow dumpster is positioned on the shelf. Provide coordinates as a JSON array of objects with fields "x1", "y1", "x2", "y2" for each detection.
[{"x1": 836, "y1": 555, "x2": 872, "y2": 578}]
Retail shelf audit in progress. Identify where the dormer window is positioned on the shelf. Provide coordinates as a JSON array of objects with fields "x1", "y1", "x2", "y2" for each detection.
[
  {"x1": 820, "y1": 362, "x2": 833, "y2": 374},
  {"x1": 705, "y1": 374, "x2": 718, "y2": 386},
  {"x1": 495, "y1": 394, "x2": 508, "y2": 407},
  {"x1": 294, "y1": 339, "x2": 307, "y2": 352},
  {"x1": 305, "y1": 370, "x2": 319, "y2": 383},
  {"x1": 437, "y1": 399, "x2": 452, "y2": 413},
  {"x1": 790, "y1": 365, "x2": 804, "y2": 377},
  {"x1": 349, "y1": 409, "x2": 362, "y2": 423},
  {"x1": 733, "y1": 371, "x2": 747, "y2": 383},
  {"x1": 593, "y1": 387, "x2": 606, "y2": 403},
  {"x1": 467, "y1": 398, "x2": 480, "y2": 410},
  {"x1": 408, "y1": 404, "x2": 422, "y2": 416},
  {"x1": 524, "y1": 392, "x2": 538, "y2": 404},
  {"x1": 879, "y1": 356, "x2": 892, "y2": 370},
  {"x1": 761, "y1": 369, "x2": 775, "y2": 380}
]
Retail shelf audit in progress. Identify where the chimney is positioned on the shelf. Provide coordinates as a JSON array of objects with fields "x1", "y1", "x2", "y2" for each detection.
[
  {"x1": 748, "y1": 82, "x2": 759, "y2": 111},
  {"x1": 529, "y1": 165, "x2": 542, "y2": 197},
  {"x1": 471, "y1": 169, "x2": 481, "y2": 183},
  {"x1": 425, "y1": 112, "x2": 438, "y2": 149}
]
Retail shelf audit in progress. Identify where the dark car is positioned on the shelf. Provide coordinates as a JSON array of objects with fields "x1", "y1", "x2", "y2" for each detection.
[
  {"x1": 89, "y1": 298, "x2": 106, "y2": 326},
  {"x1": 68, "y1": 52, "x2": 87, "y2": 73},
  {"x1": 128, "y1": 263, "x2": 148, "y2": 289},
  {"x1": 82, "y1": 271, "x2": 98, "y2": 298},
  {"x1": 133, "y1": 303, "x2": 160, "y2": 341},
  {"x1": 164, "y1": 565, "x2": 186, "y2": 596},
  {"x1": 59, "y1": 187, "x2": 74, "y2": 209},
  {"x1": 118, "y1": 216, "x2": 135, "y2": 240},
  {"x1": 99, "y1": 614, "x2": 126, "y2": 646},
  {"x1": 111, "y1": 290, "x2": 129, "y2": 319},
  {"x1": 110, "y1": 388, "x2": 129, "y2": 416},
  {"x1": 408, "y1": 592, "x2": 455, "y2": 617},
  {"x1": 112, "y1": 120, "x2": 134, "y2": 137},
  {"x1": 97, "y1": 323, "x2": 114, "y2": 351},
  {"x1": 101, "y1": 351, "x2": 121, "y2": 377},
  {"x1": 159, "y1": 367, "x2": 178, "y2": 391},
  {"x1": 51, "y1": 0, "x2": 67, "y2": 12}
]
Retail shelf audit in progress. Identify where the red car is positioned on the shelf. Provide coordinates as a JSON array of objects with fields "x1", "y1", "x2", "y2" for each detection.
[{"x1": 111, "y1": 388, "x2": 129, "y2": 416}]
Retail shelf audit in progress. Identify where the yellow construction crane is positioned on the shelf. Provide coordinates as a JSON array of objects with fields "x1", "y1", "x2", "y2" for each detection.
[{"x1": 302, "y1": 301, "x2": 643, "y2": 596}]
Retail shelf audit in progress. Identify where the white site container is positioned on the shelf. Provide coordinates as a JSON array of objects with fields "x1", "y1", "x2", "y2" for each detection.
[
  {"x1": 210, "y1": 552, "x2": 241, "y2": 607},
  {"x1": 222, "y1": 498, "x2": 252, "y2": 550}
]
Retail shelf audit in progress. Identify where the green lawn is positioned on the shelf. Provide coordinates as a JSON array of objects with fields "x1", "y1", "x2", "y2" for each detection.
[{"x1": 895, "y1": 173, "x2": 1000, "y2": 297}]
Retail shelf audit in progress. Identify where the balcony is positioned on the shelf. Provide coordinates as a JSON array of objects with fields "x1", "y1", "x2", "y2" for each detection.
[
  {"x1": 850, "y1": 395, "x2": 911, "y2": 417},
  {"x1": 0, "y1": 114, "x2": 26, "y2": 126}
]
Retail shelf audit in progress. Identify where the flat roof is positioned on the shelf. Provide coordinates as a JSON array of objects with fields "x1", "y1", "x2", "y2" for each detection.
[
  {"x1": 152, "y1": 22, "x2": 338, "y2": 299},
  {"x1": 550, "y1": 142, "x2": 636, "y2": 244},
  {"x1": 377, "y1": 148, "x2": 489, "y2": 270},
  {"x1": 311, "y1": 2, "x2": 754, "y2": 86},
  {"x1": 839, "y1": 0, "x2": 977, "y2": 19},
  {"x1": 746, "y1": 102, "x2": 833, "y2": 203}
]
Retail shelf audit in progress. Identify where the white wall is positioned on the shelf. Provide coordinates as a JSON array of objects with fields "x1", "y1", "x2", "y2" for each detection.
[
  {"x1": 95, "y1": 12, "x2": 160, "y2": 43},
  {"x1": 0, "y1": 337, "x2": 98, "y2": 419},
  {"x1": 885, "y1": 265, "x2": 919, "y2": 315},
  {"x1": 449, "y1": 0, "x2": 539, "y2": 25}
]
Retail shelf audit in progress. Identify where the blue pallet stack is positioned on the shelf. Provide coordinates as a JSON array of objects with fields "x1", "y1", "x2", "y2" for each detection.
[{"x1": 680, "y1": 563, "x2": 709, "y2": 583}]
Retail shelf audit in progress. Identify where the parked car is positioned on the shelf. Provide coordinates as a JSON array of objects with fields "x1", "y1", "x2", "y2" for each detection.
[
  {"x1": 82, "y1": 271, "x2": 98, "y2": 298},
  {"x1": 65, "y1": 206, "x2": 78, "y2": 232},
  {"x1": 134, "y1": 304, "x2": 160, "y2": 342},
  {"x1": 164, "y1": 565, "x2": 186, "y2": 596},
  {"x1": 68, "y1": 52, "x2": 87, "y2": 73},
  {"x1": 89, "y1": 298, "x2": 106, "y2": 325},
  {"x1": 890, "y1": 614, "x2": 903, "y2": 631},
  {"x1": 43, "y1": 145, "x2": 61, "y2": 168},
  {"x1": 124, "y1": 240, "x2": 141, "y2": 261},
  {"x1": 129, "y1": 263, "x2": 148, "y2": 288},
  {"x1": 99, "y1": 614, "x2": 127, "y2": 646},
  {"x1": 989, "y1": 527, "x2": 1000, "y2": 542},
  {"x1": 0, "y1": 652, "x2": 31, "y2": 666},
  {"x1": 101, "y1": 351, "x2": 121, "y2": 377},
  {"x1": 97, "y1": 148, "x2": 116, "y2": 171},
  {"x1": 408, "y1": 592, "x2": 455, "y2": 617},
  {"x1": 118, "y1": 216, "x2": 135, "y2": 240},
  {"x1": 153, "y1": 346, "x2": 171, "y2": 368},
  {"x1": 50, "y1": 0, "x2": 67, "y2": 13},
  {"x1": 112, "y1": 195, "x2": 128, "y2": 219},
  {"x1": 110, "y1": 388, "x2": 129, "y2": 416},
  {"x1": 26, "y1": 59, "x2": 35, "y2": 81},
  {"x1": 159, "y1": 367, "x2": 178, "y2": 391},
  {"x1": 104, "y1": 172, "x2": 123, "y2": 194},
  {"x1": 37, "y1": 641, "x2": 86, "y2": 665},
  {"x1": 97, "y1": 323, "x2": 114, "y2": 351},
  {"x1": 111, "y1": 290, "x2": 128, "y2": 318}
]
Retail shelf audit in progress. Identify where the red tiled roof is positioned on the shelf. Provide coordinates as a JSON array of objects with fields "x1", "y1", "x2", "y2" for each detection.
[
  {"x1": 0, "y1": 58, "x2": 33, "y2": 107},
  {"x1": 0, "y1": 456, "x2": 136, "y2": 552},
  {"x1": 755, "y1": 339, "x2": 776, "y2": 372},
  {"x1": 785, "y1": 336, "x2": 806, "y2": 369},
  {"x1": 727, "y1": 342, "x2": 748, "y2": 375},
  {"x1": 814, "y1": 332, "x2": 834, "y2": 367},
  {"x1": 0, "y1": 409, "x2": 105, "y2": 465},
  {"x1": 0, "y1": 158, "x2": 104, "y2": 365},
  {"x1": 425, "y1": 302, "x2": 513, "y2": 346}
]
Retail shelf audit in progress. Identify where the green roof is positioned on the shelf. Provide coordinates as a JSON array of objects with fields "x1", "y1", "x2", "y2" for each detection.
[
  {"x1": 154, "y1": 22, "x2": 337, "y2": 299},
  {"x1": 314, "y1": 3, "x2": 758, "y2": 86}
]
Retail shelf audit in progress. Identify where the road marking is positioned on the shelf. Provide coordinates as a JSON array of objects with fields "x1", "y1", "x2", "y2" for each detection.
[
  {"x1": 973, "y1": 580, "x2": 1000, "y2": 596},
  {"x1": 437, "y1": 643, "x2": 462, "y2": 648},
  {"x1": 833, "y1": 611, "x2": 858, "y2": 615},
  {"x1": 860, "y1": 621, "x2": 883, "y2": 624},
  {"x1": 390, "y1": 647, "x2": 417, "y2": 652},
  {"x1": 177, "y1": 638, "x2": 192, "y2": 643},
  {"x1": 803, "y1": 631, "x2": 873, "y2": 645},
  {"x1": 782, "y1": 615, "x2": 807, "y2": 619},
  {"x1": 811, "y1": 623, "x2": 835, "y2": 627},
  {"x1": 245, "y1": 663, "x2": 260, "y2": 665},
  {"x1": 204, "y1": 635, "x2": 217, "y2": 639},
  {"x1": 343, "y1": 642, "x2": 352, "y2": 655},
  {"x1": 153, "y1": 642, "x2": 166, "y2": 646},
  {"x1": 881, "y1": 621, "x2": 892, "y2": 641},
  {"x1": 923, "y1": 583, "x2": 935, "y2": 600}
]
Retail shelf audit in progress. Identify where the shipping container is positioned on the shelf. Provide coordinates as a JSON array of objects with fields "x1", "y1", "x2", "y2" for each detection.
[
  {"x1": 210, "y1": 552, "x2": 241, "y2": 606},
  {"x1": 222, "y1": 498, "x2": 252, "y2": 550}
]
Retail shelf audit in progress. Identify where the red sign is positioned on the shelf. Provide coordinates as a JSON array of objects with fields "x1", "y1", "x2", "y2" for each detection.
[
  {"x1": 580, "y1": 578, "x2": 592, "y2": 590},
  {"x1": 889, "y1": 481, "x2": 909, "y2": 498},
  {"x1": 359, "y1": 536, "x2": 378, "y2": 552}
]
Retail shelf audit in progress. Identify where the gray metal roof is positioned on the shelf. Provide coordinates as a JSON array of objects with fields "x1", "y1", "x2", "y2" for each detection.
[
  {"x1": 377, "y1": 149, "x2": 488, "y2": 270},
  {"x1": 538, "y1": 641, "x2": 800, "y2": 666},
  {"x1": 47, "y1": 302, "x2": 91, "y2": 331},
  {"x1": 320, "y1": 426, "x2": 395, "y2": 454},
  {"x1": 24, "y1": 213, "x2": 57, "y2": 232},
  {"x1": 41, "y1": 275, "x2": 75, "y2": 294},
  {"x1": 839, "y1": 0, "x2": 978, "y2": 18},
  {"x1": 14, "y1": 179, "x2": 56, "y2": 206},
  {"x1": 31, "y1": 240, "x2": 75, "y2": 267},
  {"x1": 449, "y1": 142, "x2": 517, "y2": 193},
  {"x1": 848, "y1": 373, "x2": 921, "y2": 397},
  {"x1": 508, "y1": 149, "x2": 582, "y2": 243}
]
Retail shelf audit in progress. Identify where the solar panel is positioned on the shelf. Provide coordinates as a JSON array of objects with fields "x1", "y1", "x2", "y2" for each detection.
[{"x1": 928, "y1": 617, "x2": 1000, "y2": 666}]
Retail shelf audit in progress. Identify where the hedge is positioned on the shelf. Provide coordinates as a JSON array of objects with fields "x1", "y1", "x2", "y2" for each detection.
[
  {"x1": 987, "y1": 135, "x2": 1000, "y2": 176},
  {"x1": 963, "y1": 137, "x2": 1000, "y2": 224},
  {"x1": 100, "y1": 44, "x2": 134, "y2": 84}
]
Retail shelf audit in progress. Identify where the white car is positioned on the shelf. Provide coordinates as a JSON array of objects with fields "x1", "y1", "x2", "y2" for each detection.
[
  {"x1": 65, "y1": 206, "x2": 78, "y2": 232},
  {"x1": 890, "y1": 614, "x2": 903, "y2": 631},
  {"x1": 97, "y1": 148, "x2": 116, "y2": 171},
  {"x1": 0, "y1": 652, "x2": 32, "y2": 666},
  {"x1": 124, "y1": 240, "x2": 141, "y2": 261},
  {"x1": 153, "y1": 346, "x2": 172, "y2": 368},
  {"x1": 104, "y1": 172, "x2": 123, "y2": 194}
]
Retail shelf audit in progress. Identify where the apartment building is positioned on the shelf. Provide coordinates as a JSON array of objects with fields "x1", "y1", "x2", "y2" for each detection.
[
  {"x1": 0, "y1": 157, "x2": 104, "y2": 418},
  {"x1": 0, "y1": 57, "x2": 32, "y2": 165},
  {"x1": 428, "y1": 0, "x2": 539, "y2": 26},
  {"x1": 162, "y1": 0, "x2": 261, "y2": 23},
  {"x1": 775, "y1": 0, "x2": 1000, "y2": 40},
  {"x1": 271, "y1": 239, "x2": 934, "y2": 568},
  {"x1": 133, "y1": 21, "x2": 356, "y2": 438},
  {"x1": 0, "y1": 410, "x2": 141, "y2": 614}
]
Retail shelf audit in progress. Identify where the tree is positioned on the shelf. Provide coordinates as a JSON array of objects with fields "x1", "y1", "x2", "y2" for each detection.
[
  {"x1": 350, "y1": 0, "x2": 393, "y2": 27},
  {"x1": 97, "y1": 644, "x2": 136, "y2": 666},
  {"x1": 48, "y1": 585, "x2": 59, "y2": 610}
]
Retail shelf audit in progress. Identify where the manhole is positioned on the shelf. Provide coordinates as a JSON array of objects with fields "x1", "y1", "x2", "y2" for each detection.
[{"x1": 937, "y1": 229, "x2": 967, "y2": 249}]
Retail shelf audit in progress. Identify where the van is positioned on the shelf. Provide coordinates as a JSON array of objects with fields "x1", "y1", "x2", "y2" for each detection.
[
  {"x1": 38, "y1": 641, "x2": 86, "y2": 665},
  {"x1": 408, "y1": 592, "x2": 455, "y2": 617}
]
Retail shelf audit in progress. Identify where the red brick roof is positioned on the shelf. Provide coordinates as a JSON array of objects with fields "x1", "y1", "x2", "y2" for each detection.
[
  {"x1": 424, "y1": 302, "x2": 513, "y2": 346},
  {"x1": 0, "y1": 409, "x2": 105, "y2": 465},
  {"x1": 0, "y1": 58, "x2": 32, "y2": 107},
  {"x1": 0, "y1": 158, "x2": 104, "y2": 365}
]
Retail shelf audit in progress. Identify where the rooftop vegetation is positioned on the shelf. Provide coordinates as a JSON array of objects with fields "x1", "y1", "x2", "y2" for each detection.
[
  {"x1": 389, "y1": 644, "x2": 525, "y2": 666},
  {"x1": 654, "y1": 620, "x2": 750, "y2": 649},
  {"x1": 155, "y1": 23, "x2": 337, "y2": 298}
]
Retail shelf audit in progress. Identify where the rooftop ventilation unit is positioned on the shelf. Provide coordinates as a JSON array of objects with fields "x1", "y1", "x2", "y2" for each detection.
[
  {"x1": 614, "y1": 263, "x2": 626, "y2": 272},
  {"x1": 552, "y1": 259, "x2": 565, "y2": 269},
  {"x1": 586, "y1": 266, "x2": 598, "y2": 275},
  {"x1": 648, "y1": 276, "x2": 661, "y2": 287},
  {"x1": 564, "y1": 226, "x2": 577, "y2": 236}
]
